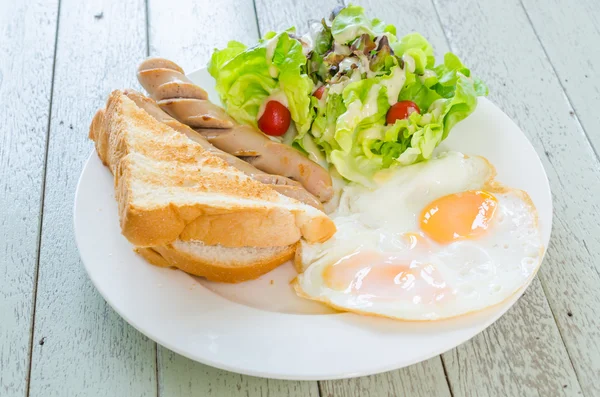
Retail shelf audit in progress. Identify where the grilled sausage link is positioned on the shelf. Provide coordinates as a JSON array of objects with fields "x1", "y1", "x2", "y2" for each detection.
[
  {"x1": 124, "y1": 90, "x2": 323, "y2": 210},
  {"x1": 137, "y1": 57, "x2": 334, "y2": 203}
]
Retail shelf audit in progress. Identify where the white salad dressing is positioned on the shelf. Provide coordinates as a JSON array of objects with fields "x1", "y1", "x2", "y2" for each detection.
[
  {"x1": 357, "y1": 53, "x2": 375, "y2": 78},
  {"x1": 334, "y1": 27, "x2": 366, "y2": 46},
  {"x1": 420, "y1": 69, "x2": 437, "y2": 83},
  {"x1": 429, "y1": 98, "x2": 446, "y2": 119},
  {"x1": 328, "y1": 69, "x2": 362, "y2": 95},
  {"x1": 299, "y1": 34, "x2": 313, "y2": 57},
  {"x1": 381, "y1": 66, "x2": 406, "y2": 106},
  {"x1": 302, "y1": 134, "x2": 329, "y2": 170},
  {"x1": 307, "y1": 21, "x2": 325, "y2": 47},
  {"x1": 265, "y1": 36, "x2": 279, "y2": 78},
  {"x1": 333, "y1": 42, "x2": 352, "y2": 56},
  {"x1": 420, "y1": 112, "x2": 433, "y2": 124},
  {"x1": 402, "y1": 54, "x2": 416, "y2": 74},
  {"x1": 281, "y1": 122, "x2": 298, "y2": 145},
  {"x1": 257, "y1": 90, "x2": 289, "y2": 120},
  {"x1": 336, "y1": 84, "x2": 382, "y2": 149},
  {"x1": 361, "y1": 84, "x2": 383, "y2": 115},
  {"x1": 338, "y1": 57, "x2": 359, "y2": 72}
]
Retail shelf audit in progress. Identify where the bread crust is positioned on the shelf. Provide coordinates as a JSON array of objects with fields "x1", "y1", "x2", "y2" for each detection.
[
  {"x1": 89, "y1": 90, "x2": 336, "y2": 248},
  {"x1": 135, "y1": 243, "x2": 296, "y2": 283}
]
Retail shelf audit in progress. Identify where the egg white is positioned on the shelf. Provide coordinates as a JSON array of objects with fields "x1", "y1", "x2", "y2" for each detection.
[{"x1": 294, "y1": 152, "x2": 543, "y2": 320}]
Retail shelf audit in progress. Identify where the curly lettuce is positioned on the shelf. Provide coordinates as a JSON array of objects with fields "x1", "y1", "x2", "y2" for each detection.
[
  {"x1": 209, "y1": 4, "x2": 488, "y2": 186},
  {"x1": 331, "y1": 4, "x2": 396, "y2": 44},
  {"x1": 299, "y1": 7, "x2": 488, "y2": 184},
  {"x1": 208, "y1": 31, "x2": 315, "y2": 134}
]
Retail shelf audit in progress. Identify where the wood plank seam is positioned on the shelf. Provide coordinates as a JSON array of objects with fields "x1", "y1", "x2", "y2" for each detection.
[
  {"x1": 28, "y1": 1, "x2": 156, "y2": 394},
  {"x1": 440, "y1": 356, "x2": 455, "y2": 397},
  {"x1": 252, "y1": 0, "x2": 264, "y2": 41},
  {"x1": 518, "y1": 0, "x2": 600, "y2": 165},
  {"x1": 142, "y1": 1, "x2": 161, "y2": 396},
  {"x1": 250, "y1": 2, "x2": 327, "y2": 393},
  {"x1": 145, "y1": 0, "x2": 151, "y2": 60},
  {"x1": 427, "y1": 1, "x2": 490, "y2": 394},
  {"x1": 518, "y1": 0, "x2": 595, "y2": 392},
  {"x1": 430, "y1": 0, "x2": 589, "y2": 394},
  {"x1": 250, "y1": 2, "x2": 324, "y2": 393},
  {"x1": 250, "y1": 2, "x2": 450, "y2": 395},
  {"x1": 534, "y1": 278, "x2": 586, "y2": 395},
  {"x1": 24, "y1": 1, "x2": 62, "y2": 396},
  {"x1": 317, "y1": 381, "x2": 324, "y2": 397}
]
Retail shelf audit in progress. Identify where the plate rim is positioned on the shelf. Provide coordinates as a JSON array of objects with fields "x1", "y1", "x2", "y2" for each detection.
[{"x1": 75, "y1": 71, "x2": 553, "y2": 380}]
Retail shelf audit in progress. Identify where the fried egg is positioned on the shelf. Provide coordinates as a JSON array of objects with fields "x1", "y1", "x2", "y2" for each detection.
[{"x1": 293, "y1": 152, "x2": 543, "y2": 320}]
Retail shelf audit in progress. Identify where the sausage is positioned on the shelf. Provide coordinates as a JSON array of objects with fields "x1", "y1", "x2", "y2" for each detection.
[
  {"x1": 199, "y1": 125, "x2": 334, "y2": 202},
  {"x1": 123, "y1": 90, "x2": 323, "y2": 210},
  {"x1": 138, "y1": 69, "x2": 209, "y2": 101},
  {"x1": 158, "y1": 98, "x2": 234, "y2": 129},
  {"x1": 138, "y1": 58, "x2": 208, "y2": 101},
  {"x1": 136, "y1": 57, "x2": 334, "y2": 203}
]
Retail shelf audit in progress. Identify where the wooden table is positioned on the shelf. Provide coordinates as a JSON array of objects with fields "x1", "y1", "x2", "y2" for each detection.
[{"x1": 1, "y1": 0, "x2": 598, "y2": 395}]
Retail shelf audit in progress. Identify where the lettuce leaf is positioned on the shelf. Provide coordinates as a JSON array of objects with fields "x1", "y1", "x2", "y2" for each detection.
[
  {"x1": 209, "y1": 32, "x2": 314, "y2": 133},
  {"x1": 331, "y1": 4, "x2": 396, "y2": 44},
  {"x1": 392, "y1": 33, "x2": 435, "y2": 70},
  {"x1": 271, "y1": 33, "x2": 315, "y2": 133},
  {"x1": 209, "y1": 5, "x2": 488, "y2": 186}
]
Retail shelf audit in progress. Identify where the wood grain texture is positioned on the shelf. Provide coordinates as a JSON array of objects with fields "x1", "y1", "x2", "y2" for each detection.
[
  {"x1": 319, "y1": 357, "x2": 451, "y2": 397},
  {"x1": 148, "y1": 0, "x2": 259, "y2": 72},
  {"x1": 433, "y1": 0, "x2": 600, "y2": 394},
  {"x1": 147, "y1": 2, "x2": 318, "y2": 394},
  {"x1": 0, "y1": 1, "x2": 58, "y2": 396},
  {"x1": 158, "y1": 349, "x2": 319, "y2": 397},
  {"x1": 254, "y1": 0, "x2": 453, "y2": 394},
  {"x1": 27, "y1": 1, "x2": 157, "y2": 396},
  {"x1": 443, "y1": 279, "x2": 582, "y2": 396},
  {"x1": 258, "y1": 0, "x2": 585, "y2": 396},
  {"x1": 521, "y1": 0, "x2": 600, "y2": 151}
]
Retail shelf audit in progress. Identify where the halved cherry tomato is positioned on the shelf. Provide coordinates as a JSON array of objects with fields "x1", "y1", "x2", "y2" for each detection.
[
  {"x1": 386, "y1": 100, "x2": 421, "y2": 125},
  {"x1": 313, "y1": 86, "x2": 325, "y2": 100},
  {"x1": 258, "y1": 100, "x2": 291, "y2": 136}
]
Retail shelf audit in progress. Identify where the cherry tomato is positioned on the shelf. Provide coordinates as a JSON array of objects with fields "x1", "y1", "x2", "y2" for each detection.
[
  {"x1": 313, "y1": 86, "x2": 325, "y2": 100},
  {"x1": 386, "y1": 100, "x2": 421, "y2": 125},
  {"x1": 258, "y1": 100, "x2": 291, "y2": 136}
]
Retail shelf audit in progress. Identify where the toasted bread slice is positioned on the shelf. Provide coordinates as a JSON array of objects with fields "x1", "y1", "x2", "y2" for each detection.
[
  {"x1": 89, "y1": 90, "x2": 335, "y2": 248},
  {"x1": 136, "y1": 241, "x2": 296, "y2": 283}
]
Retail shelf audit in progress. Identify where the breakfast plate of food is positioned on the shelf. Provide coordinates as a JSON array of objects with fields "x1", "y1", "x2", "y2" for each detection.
[{"x1": 75, "y1": 5, "x2": 552, "y2": 380}]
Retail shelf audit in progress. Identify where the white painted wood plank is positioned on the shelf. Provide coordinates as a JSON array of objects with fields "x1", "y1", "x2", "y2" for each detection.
[
  {"x1": 443, "y1": 279, "x2": 582, "y2": 396},
  {"x1": 319, "y1": 357, "x2": 450, "y2": 397},
  {"x1": 433, "y1": 0, "x2": 600, "y2": 394},
  {"x1": 159, "y1": 349, "x2": 319, "y2": 397},
  {"x1": 0, "y1": 1, "x2": 58, "y2": 396},
  {"x1": 148, "y1": 0, "x2": 260, "y2": 72},
  {"x1": 148, "y1": 1, "x2": 319, "y2": 394},
  {"x1": 27, "y1": 1, "x2": 157, "y2": 396},
  {"x1": 257, "y1": 0, "x2": 584, "y2": 395},
  {"x1": 521, "y1": 0, "x2": 600, "y2": 151},
  {"x1": 254, "y1": 0, "x2": 453, "y2": 394}
]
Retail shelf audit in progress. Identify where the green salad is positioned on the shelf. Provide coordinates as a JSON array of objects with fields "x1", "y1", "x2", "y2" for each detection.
[{"x1": 209, "y1": 4, "x2": 487, "y2": 186}]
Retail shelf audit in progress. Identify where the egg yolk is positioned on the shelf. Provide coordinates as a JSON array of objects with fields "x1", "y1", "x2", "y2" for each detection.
[
  {"x1": 420, "y1": 190, "x2": 498, "y2": 244},
  {"x1": 322, "y1": 251, "x2": 448, "y2": 303}
]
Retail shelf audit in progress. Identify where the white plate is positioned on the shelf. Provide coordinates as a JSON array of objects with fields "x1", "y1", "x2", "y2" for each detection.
[{"x1": 75, "y1": 69, "x2": 552, "y2": 380}]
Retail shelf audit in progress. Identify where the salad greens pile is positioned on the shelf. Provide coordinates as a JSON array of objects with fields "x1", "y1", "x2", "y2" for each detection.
[{"x1": 209, "y1": 4, "x2": 487, "y2": 186}]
